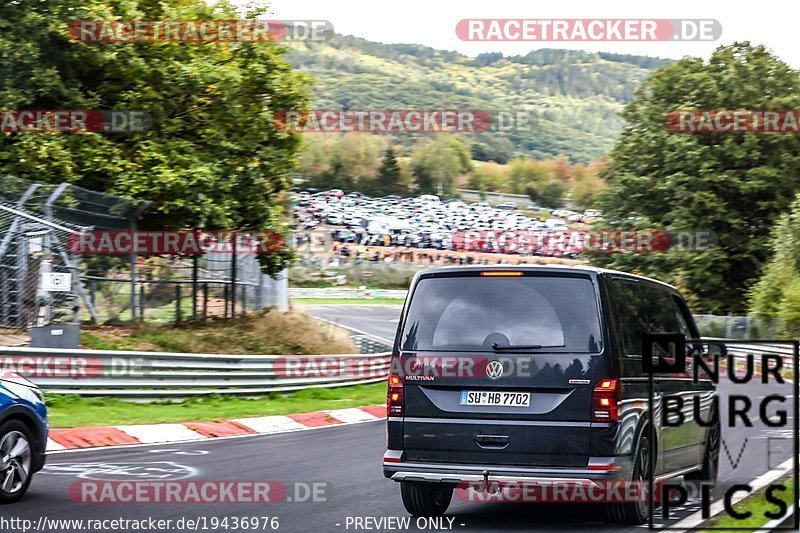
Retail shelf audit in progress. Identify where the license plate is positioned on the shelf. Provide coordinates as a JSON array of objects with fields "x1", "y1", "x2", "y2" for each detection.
[{"x1": 460, "y1": 391, "x2": 530, "y2": 407}]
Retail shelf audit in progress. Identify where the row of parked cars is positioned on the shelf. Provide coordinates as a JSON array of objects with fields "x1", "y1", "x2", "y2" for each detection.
[{"x1": 291, "y1": 190, "x2": 601, "y2": 243}]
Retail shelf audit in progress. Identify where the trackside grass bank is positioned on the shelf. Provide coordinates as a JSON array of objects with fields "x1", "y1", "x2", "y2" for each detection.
[
  {"x1": 80, "y1": 309, "x2": 356, "y2": 355},
  {"x1": 46, "y1": 382, "x2": 386, "y2": 428}
]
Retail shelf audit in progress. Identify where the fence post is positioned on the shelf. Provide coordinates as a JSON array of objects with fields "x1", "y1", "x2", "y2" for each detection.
[
  {"x1": 90, "y1": 279, "x2": 96, "y2": 309},
  {"x1": 241, "y1": 284, "x2": 247, "y2": 315},
  {"x1": 230, "y1": 233, "x2": 237, "y2": 319},
  {"x1": 139, "y1": 284, "x2": 145, "y2": 323},
  {"x1": 175, "y1": 284, "x2": 182, "y2": 325},
  {"x1": 202, "y1": 283, "x2": 208, "y2": 322},
  {"x1": 192, "y1": 255, "x2": 198, "y2": 323},
  {"x1": 256, "y1": 273, "x2": 263, "y2": 312},
  {"x1": 223, "y1": 284, "x2": 229, "y2": 319},
  {"x1": 130, "y1": 221, "x2": 137, "y2": 321}
]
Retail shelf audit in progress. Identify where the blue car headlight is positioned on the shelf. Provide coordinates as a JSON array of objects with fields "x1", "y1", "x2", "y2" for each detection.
[{"x1": 1, "y1": 380, "x2": 44, "y2": 404}]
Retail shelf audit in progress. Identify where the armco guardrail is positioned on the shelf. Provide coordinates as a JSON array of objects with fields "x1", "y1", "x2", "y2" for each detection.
[
  {"x1": 1, "y1": 341, "x2": 791, "y2": 398},
  {"x1": 706, "y1": 339, "x2": 796, "y2": 370},
  {"x1": 0, "y1": 347, "x2": 390, "y2": 398}
]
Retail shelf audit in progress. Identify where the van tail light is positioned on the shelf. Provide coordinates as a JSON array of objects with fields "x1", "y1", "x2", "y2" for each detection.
[
  {"x1": 592, "y1": 379, "x2": 621, "y2": 422},
  {"x1": 387, "y1": 374, "x2": 404, "y2": 416}
]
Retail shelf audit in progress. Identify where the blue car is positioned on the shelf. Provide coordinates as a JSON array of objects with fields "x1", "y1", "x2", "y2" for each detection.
[{"x1": 0, "y1": 371, "x2": 48, "y2": 504}]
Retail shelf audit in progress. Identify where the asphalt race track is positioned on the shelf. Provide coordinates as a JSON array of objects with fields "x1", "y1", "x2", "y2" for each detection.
[
  {"x1": 305, "y1": 304, "x2": 403, "y2": 344},
  {"x1": 7, "y1": 305, "x2": 796, "y2": 532}
]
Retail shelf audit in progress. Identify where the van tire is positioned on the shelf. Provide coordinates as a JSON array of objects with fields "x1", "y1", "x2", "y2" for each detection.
[
  {"x1": 607, "y1": 434, "x2": 651, "y2": 524},
  {"x1": 400, "y1": 481, "x2": 453, "y2": 516},
  {"x1": 685, "y1": 420, "x2": 720, "y2": 487}
]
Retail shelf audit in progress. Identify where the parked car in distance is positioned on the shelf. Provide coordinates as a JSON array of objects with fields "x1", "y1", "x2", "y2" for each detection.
[
  {"x1": 0, "y1": 371, "x2": 47, "y2": 504},
  {"x1": 494, "y1": 202, "x2": 518, "y2": 211},
  {"x1": 545, "y1": 218, "x2": 568, "y2": 229},
  {"x1": 384, "y1": 266, "x2": 719, "y2": 524}
]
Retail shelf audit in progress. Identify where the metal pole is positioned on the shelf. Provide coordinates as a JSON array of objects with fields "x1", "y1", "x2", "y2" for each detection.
[
  {"x1": 15, "y1": 239, "x2": 25, "y2": 329},
  {"x1": 230, "y1": 232, "x2": 237, "y2": 319},
  {"x1": 0, "y1": 184, "x2": 39, "y2": 263},
  {"x1": 192, "y1": 255, "x2": 198, "y2": 322},
  {"x1": 256, "y1": 272, "x2": 263, "y2": 312},
  {"x1": 175, "y1": 284, "x2": 181, "y2": 325},
  {"x1": 130, "y1": 220, "x2": 137, "y2": 321},
  {"x1": 127, "y1": 203, "x2": 148, "y2": 321},
  {"x1": 42, "y1": 184, "x2": 68, "y2": 326},
  {"x1": 139, "y1": 284, "x2": 145, "y2": 323},
  {"x1": 202, "y1": 283, "x2": 208, "y2": 322}
]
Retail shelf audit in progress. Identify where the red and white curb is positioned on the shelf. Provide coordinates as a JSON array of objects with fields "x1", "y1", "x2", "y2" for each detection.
[{"x1": 46, "y1": 404, "x2": 386, "y2": 452}]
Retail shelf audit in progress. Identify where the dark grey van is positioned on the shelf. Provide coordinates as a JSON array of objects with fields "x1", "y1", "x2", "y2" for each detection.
[{"x1": 383, "y1": 265, "x2": 719, "y2": 523}]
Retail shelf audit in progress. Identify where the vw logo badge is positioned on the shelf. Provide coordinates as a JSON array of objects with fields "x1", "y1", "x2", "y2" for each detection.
[{"x1": 486, "y1": 360, "x2": 503, "y2": 380}]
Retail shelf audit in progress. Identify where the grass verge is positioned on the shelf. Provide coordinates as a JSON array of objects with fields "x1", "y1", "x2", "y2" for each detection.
[
  {"x1": 705, "y1": 474, "x2": 795, "y2": 530},
  {"x1": 46, "y1": 382, "x2": 386, "y2": 428}
]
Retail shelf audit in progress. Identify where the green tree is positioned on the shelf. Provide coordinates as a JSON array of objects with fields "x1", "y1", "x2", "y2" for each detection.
[
  {"x1": 571, "y1": 161, "x2": 607, "y2": 208},
  {"x1": 527, "y1": 181, "x2": 566, "y2": 208},
  {"x1": 337, "y1": 132, "x2": 383, "y2": 187},
  {"x1": 0, "y1": 0, "x2": 312, "y2": 274},
  {"x1": 590, "y1": 43, "x2": 800, "y2": 313},
  {"x1": 507, "y1": 158, "x2": 548, "y2": 194},
  {"x1": 411, "y1": 136, "x2": 472, "y2": 195},
  {"x1": 373, "y1": 146, "x2": 401, "y2": 196},
  {"x1": 469, "y1": 162, "x2": 508, "y2": 192},
  {"x1": 749, "y1": 193, "x2": 800, "y2": 332}
]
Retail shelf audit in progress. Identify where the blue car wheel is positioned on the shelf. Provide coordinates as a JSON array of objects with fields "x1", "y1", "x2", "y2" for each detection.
[{"x1": 0, "y1": 420, "x2": 34, "y2": 504}]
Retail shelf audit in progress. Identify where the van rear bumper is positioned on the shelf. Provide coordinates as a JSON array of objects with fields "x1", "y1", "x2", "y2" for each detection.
[{"x1": 383, "y1": 455, "x2": 635, "y2": 484}]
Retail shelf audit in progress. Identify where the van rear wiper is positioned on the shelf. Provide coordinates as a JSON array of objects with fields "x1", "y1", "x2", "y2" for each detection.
[{"x1": 491, "y1": 343, "x2": 565, "y2": 351}]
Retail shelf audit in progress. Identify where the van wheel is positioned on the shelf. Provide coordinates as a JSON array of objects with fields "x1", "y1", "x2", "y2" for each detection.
[
  {"x1": 685, "y1": 420, "x2": 720, "y2": 487},
  {"x1": 607, "y1": 434, "x2": 650, "y2": 524},
  {"x1": 400, "y1": 482, "x2": 453, "y2": 516},
  {"x1": 0, "y1": 420, "x2": 34, "y2": 504}
]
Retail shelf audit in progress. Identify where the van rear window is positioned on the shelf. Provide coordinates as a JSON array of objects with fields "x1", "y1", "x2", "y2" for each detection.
[{"x1": 399, "y1": 275, "x2": 602, "y2": 353}]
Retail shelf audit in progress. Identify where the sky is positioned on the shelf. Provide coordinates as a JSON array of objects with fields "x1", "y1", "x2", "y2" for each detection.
[{"x1": 241, "y1": 0, "x2": 800, "y2": 68}]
